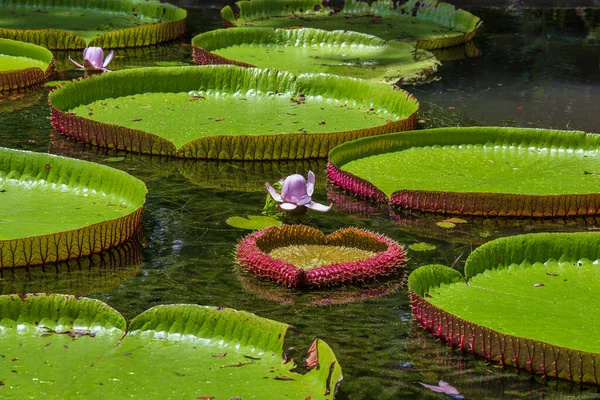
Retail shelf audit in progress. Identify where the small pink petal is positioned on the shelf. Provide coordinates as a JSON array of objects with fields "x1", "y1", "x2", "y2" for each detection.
[
  {"x1": 265, "y1": 183, "x2": 282, "y2": 202},
  {"x1": 279, "y1": 202, "x2": 297, "y2": 210},
  {"x1": 68, "y1": 56, "x2": 85, "y2": 70},
  {"x1": 305, "y1": 201, "x2": 332, "y2": 212},
  {"x1": 103, "y1": 50, "x2": 114, "y2": 68},
  {"x1": 306, "y1": 170, "x2": 315, "y2": 196}
]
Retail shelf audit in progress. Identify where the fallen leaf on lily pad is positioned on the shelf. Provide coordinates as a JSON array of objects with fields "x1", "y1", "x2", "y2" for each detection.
[
  {"x1": 226, "y1": 215, "x2": 282, "y2": 230},
  {"x1": 436, "y1": 221, "x2": 456, "y2": 229},
  {"x1": 45, "y1": 80, "x2": 70, "y2": 88},
  {"x1": 409, "y1": 242, "x2": 437, "y2": 252},
  {"x1": 443, "y1": 217, "x2": 467, "y2": 224}
]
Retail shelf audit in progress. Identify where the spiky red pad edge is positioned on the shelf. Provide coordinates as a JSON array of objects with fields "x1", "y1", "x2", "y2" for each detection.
[
  {"x1": 410, "y1": 289, "x2": 600, "y2": 384},
  {"x1": 192, "y1": 45, "x2": 255, "y2": 68},
  {"x1": 0, "y1": 207, "x2": 143, "y2": 268},
  {"x1": 391, "y1": 190, "x2": 600, "y2": 218},
  {"x1": 326, "y1": 162, "x2": 387, "y2": 203},
  {"x1": 236, "y1": 225, "x2": 406, "y2": 287},
  {"x1": 0, "y1": 58, "x2": 55, "y2": 92},
  {"x1": 50, "y1": 103, "x2": 416, "y2": 160}
]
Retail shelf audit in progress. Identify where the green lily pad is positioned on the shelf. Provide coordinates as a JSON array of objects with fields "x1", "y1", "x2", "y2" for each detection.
[
  {"x1": 408, "y1": 242, "x2": 436, "y2": 251},
  {"x1": 153, "y1": 61, "x2": 191, "y2": 67},
  {"x1": 192, "y1": 27, "x2": 439, "y2": 84},
  {"x1": 408, "y1": 232, "x2": 600, "y2": 384},
  {"x1": 0, "y1": 147, "x2": 147, "y2": 267},
  {"x1": 0, "y1": 0, "x2": 186, "y2": 50},
  {"x1": 49, "y1": 65, "x2": 419, "y2": 160},
  {"x1": 328, "y1": 127, "x2": 600, "y2": 217},
  {"x1": 221, "y1": 0, "x2": 481, "y2": 50},
  {"x1": 227, "y1": 215, "x2": 283, "y2": 230},
  {"x1": 0, "y1": 38, "x2": 54, "y2": 92},
  {"x1": 0, "y1": 293, "x2": 342, "y2": 398},
  {"x1": 44, "y1": 80, "x2": 69, "y2": 88},
  {"x1": 0, "y1": 236, "x2": 141, "y2": 296}
]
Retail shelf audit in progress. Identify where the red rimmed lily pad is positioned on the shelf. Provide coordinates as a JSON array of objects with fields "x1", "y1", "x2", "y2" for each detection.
[
  {"x1": 236, "y1": 224, "x2": 406, "y2": 287},
  {"x1": 0, "y1": 38, "x2": 54, "y2": 92}
]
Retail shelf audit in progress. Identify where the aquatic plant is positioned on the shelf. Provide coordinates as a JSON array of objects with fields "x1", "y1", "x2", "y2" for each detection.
[
  {"x1": 409, "y1": 232, "x2": 600, "y2": 385},
  {"x1": 0, "y1": 0, "x2": 187, "y2": 50},
  {"x1": 69, "y1": 47, "x2": 114, "y2": 72},
  {"x1": 266, "y1": 171, "x2": 331, "y2": 212},
  {"x1": 328, "y1": 127, "x2": 600, "y2": 217},
  {"x1": 0, "y1": 147, "x2": 147, "y2": 268},
  {"x1": 0, "y1": 38, "x2": 54, "y2": 92},
  {"x1": 236, "y1": 225, "x2": 406, "y2": 287},
  {"x1": 49, "y1": 66, "x2": 418, "y2": 160},
  {"x1": 0, "y1": 293, "x2": 342, "y2": 398}
]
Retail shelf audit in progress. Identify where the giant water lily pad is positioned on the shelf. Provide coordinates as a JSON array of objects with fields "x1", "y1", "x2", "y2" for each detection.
[
  {"x1": 0, "y1": 147, "x2": 147, "y2": 267},
  {"x1": 236, "y1": 224, "x2": 406, "y2": 287},
  {"x1": 408, "y1": 232, "x2": 600, "y2": 384},
  {"x1": 328, "y1": 127, "x2": 600, "y2": 217},
  {"x1": 193, "y1": 27, "x2": 439, "y2": 84},
  {"x1": 0, "y1": 293, "x2": 342, "y2": 398},
  {"x1": 49, "y1": 65, "x2": 419, "y2": 160},
  {"x1": 0, "y1": 38, "x2": 54, "y2": 92},
  {"x1": 221, "y1": 0, "x2": 481, "y2": 50},
  {"x1": 0, "y1": 0, "x2": 186, "y2": 50}
]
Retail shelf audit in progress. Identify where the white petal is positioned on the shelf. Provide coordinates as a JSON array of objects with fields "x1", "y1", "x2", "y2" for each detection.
[
  {"x1": 307, "y1": 170, "x2": 315, "y2": 196},
  {"x1": 305, "y1": 201, "x2": 332, "y2": 212},
  {"x1": 265, "y1": 183, "x2": 282, "y2": 202},
  {"x1": 279, "y1": 202, "x2": 297, "y2": 210},
  {"x1": 68, "y1": 56, "x2": 85, "y2": 70},
  {"x1": 103, "y1": 50, "x2": 114, "y2": 68}
]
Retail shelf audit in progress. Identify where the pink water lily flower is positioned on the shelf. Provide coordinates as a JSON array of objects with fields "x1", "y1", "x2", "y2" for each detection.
[
  {"x1": 69, "y1": 47, "x2": 114, "y2": 72},
  {"x1": 419, "y1": 381, "x2": 463, "y2": 399},
  {"x1": 266, "y1": 171, "x2": 332, "y2": 212}
]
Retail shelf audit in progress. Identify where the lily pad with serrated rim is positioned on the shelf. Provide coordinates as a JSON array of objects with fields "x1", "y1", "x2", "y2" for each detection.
[
  {"x1": 49, "y1": 65, "x2": 419, "y2": 160},
  {"x1": 221, "y1": 0, "x2": 482, "y2": 50},
  {"x1": 236, "y1": 224, "x2": 407, "y2": 287},
  {"x1": 0, "y1": 0, "x2": 186, "y2": 50},
  {"x1": 0, "y1": 38, "x2": 54, "y2": 92},
  {"x1": 408, "y1": 232, "x2": 600, "y2": 385},
  {"x1": 328, "y1": 127, "x2": 600, "y2": 218},
  {"x1": 192, "y1": 27, "x2": 440, "y2": 85},
  {"x1": 0, "y1": 293, "x2": 342, "y2": 398},
  {"x1": 0, "y1": 147, "x2": 147, "y2": 268}
]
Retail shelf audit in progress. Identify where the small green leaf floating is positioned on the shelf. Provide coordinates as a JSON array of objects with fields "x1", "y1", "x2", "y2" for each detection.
[
  {"x1": 227, "y1": 215, "x2": 282, "y2": 230},
  {"x1": 409, "y1": 242, "x2": 437, "y2": 251},
  {"x1": 104, "y1": 157, "x2": 125, "y2": 163},
  {"x1": 408, "y1": 232, "x2": 600, "y2": 384},
  {"x1": 0, "y1": 293, "x2": 342, "y2": 398},
  {"x1": 154, "y1": 61, "x2": 191, "y2": 67}
]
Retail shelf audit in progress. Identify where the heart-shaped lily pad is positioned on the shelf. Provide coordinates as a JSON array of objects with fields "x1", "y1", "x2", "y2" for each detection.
[
  {"x1": 0, "y1": 38, "x2": 54, "y2": 92},
  {"x1": 0, "y1": 235, "x2": 141, "y2": 296},
  {"x1": 0, "y1": 147, "x2": 147, "y2": 268},
  {"x1": 0, "y1": 293, "x2": 342, "y2": 398},
  {"x1": 408, "y1": 232, "x2": 600, "y2": 384},
  {"x1": 236, "y1": 224, "x2": 406, "y2": 287},
  {"x1": 192, "y1": 27, "x2": 440, "y2": 84},
  {"x1": 0, "y1": 0, "x2": 186, "y2": 50},
  {"x1": 328, "y1": 127, "x2": 600, "y2": 217},
  {"x1": 226, "y1": 215, "x2": 283, "y2": 230},
  {"x1": 221, "y1": 0, "x2": 481, "y2": 50},
  {"x1": 49, "y1": 65, "x2": 419, "y2": 160}
]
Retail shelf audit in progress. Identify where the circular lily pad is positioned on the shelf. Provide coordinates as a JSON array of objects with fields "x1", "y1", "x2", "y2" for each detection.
[
  {"x1": 0, "y1": 147, "x2": 147, "y2": 268},
  {"x1": 0, "y1": 38, "x2": 54, "y2": 92},
  {"x1": 408, "y1": 232, "x2": 600, "y2": 384},
  {"x1": 49, "y1": 65, "x2": 419, "y2": 160},
  {"x1": 192, "y1": 27, "x2": 439, "y2": 84},
  {"x1": 0, "y1": 0, "x2": 186, "y2": 50},
  {"x1": 236, "y1": 224, "x2": 406, "y2": 287},
  {"x1": 0, "y1": 293, "x2": 342, "y2": 398},
  {"x1": 328, "y1": 127, "x2": 600, "y2": 217},
  {"x1": 221, "y1": 0, "x2": 482, "y2": 50}
]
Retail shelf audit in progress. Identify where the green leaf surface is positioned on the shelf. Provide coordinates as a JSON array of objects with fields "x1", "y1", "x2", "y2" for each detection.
[
  {"x1": 408, "y1": 242, "x2": 436, "y2": 251},
  {"x1": 193, "y1": 27, "x2": 439, "y2": 84},
  {"x1": 227, "y1": 215, "x2": 283, "y2": 230},
  {"x1": 330, "y1": 127, "x2": 600, "y2": 216},
  {"x1": 49, "y1": 65, "x2": 419, "y2": 159},
  {"x1": 0, "y1": 0, "x2": 187, "y2": 49},
  {"x1": 0, "y1": 294, "x2": 342, "y2": 399},
  {"x1": 0, "y1": 147, "x2": 147, "y2": 267},
  {"x1": 222, "y1": 0, "x2": 481, "y2": 49}
]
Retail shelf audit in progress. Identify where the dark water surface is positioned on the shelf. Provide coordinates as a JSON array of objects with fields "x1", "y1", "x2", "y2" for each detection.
[{"x1": 1, "y1": 3, "x2": 600, "y2": 399}]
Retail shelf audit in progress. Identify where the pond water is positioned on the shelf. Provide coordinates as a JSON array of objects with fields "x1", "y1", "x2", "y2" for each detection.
[{"x1": 2, "y1": 2, "x2": 600, "y2": 399}]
